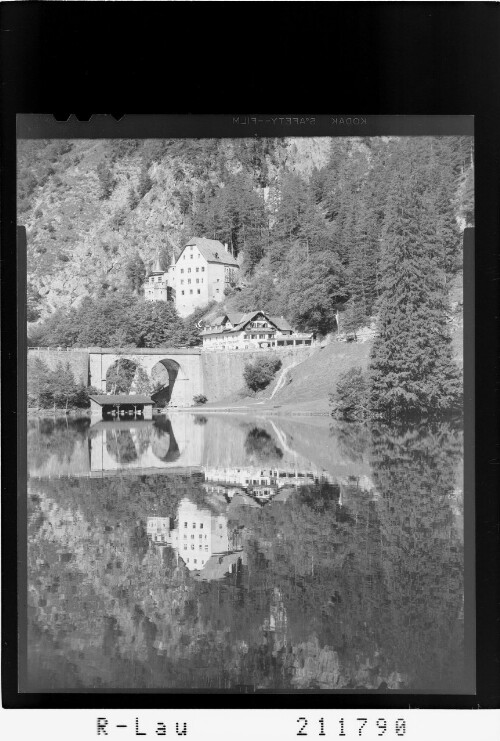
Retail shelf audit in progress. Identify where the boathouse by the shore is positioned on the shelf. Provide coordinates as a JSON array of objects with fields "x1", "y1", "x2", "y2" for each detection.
[{"x1": 89, "y1": 394, "x2": 154, "y2": 420}]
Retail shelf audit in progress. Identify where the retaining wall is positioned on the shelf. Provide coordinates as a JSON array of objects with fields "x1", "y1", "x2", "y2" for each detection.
[
  {"x1": 200, "y1": 346, "x2": 317, "y2": 403},
  {"x1": 27, "y1": 348, "x2": 90, "y2": 385},
  {"x1": 27, "y1": 345, "x2": 318, "y2": 404}
]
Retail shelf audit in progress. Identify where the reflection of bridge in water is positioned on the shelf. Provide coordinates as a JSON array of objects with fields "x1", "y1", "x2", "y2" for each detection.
[{"x1": 28, "y1": 414, "x2": 376, "y2": 497}]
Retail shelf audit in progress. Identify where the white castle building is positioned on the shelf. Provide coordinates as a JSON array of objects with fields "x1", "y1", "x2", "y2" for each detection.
[{"x1": 144, "y1": 237, "x2": 239, "y2": 318}]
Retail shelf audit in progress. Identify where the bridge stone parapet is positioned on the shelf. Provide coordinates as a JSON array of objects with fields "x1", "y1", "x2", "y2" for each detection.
[
  {"x1": 28, "y1": 344, "x2": 317, "y2": 406},
  {"x1": 27, "y1": 347, "x2": 90, "y2": 385}
]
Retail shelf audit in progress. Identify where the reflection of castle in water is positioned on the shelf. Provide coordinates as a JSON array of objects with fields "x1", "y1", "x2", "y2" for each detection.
[{"x1": 147, "y1": 498, "x2": 245, "y2": 580}]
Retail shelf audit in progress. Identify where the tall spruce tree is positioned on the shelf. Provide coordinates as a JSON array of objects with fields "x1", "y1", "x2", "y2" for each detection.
[
  {"x1": 125, "y1": 251, "x2": 146, "y2": 294},
  {"x1": 369, "y1": 142, "x2": 462, "y2": 417}
]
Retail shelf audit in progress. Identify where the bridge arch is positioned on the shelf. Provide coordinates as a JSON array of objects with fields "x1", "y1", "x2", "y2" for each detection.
[
  {"x1": 89, "y1": 350, "x2": 203, "y2": 407},
  {"x1": 105, "y1": 357, "x2": 139, "y2": 394},
  {"x1": 150, "y1": 359, "x2": 181, "y2": 405}
]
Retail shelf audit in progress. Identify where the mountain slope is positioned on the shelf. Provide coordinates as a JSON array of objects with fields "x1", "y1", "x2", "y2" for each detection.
[{"x1": 19, "y1": 138, "x2": 331, "y2": 318}]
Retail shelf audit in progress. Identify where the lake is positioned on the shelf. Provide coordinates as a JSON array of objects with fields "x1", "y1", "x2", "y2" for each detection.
[{"x1": 25, "y1": 412, "x2": 468, "y2": 692}]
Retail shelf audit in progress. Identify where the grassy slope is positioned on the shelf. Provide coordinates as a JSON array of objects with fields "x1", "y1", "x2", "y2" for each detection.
[
  {"x1": 268, "y1": 341, "x2": 373, "y2": 412},
  {"x1": 203, "y1": 340, "x2": 372, "y2": 413}
]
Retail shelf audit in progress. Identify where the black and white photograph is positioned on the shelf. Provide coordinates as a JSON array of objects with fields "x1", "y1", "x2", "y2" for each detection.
[{"x1": 18, "y1": 120, "x2": 474, "y2": 694}]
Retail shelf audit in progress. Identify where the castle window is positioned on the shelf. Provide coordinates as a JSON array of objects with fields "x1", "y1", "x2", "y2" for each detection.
[
  {"x1": 190, "y1": 254, "x2": 193, "y2": 259},
  {"x1": 188, "y1": 279, "x2": 191, "y2": 284},
  {"x1": 200, "y1": 524, "x2": 203, "y2": 529},
  {"x1": 216, "y1": 289, "x2": 219, "y2": 293},
  {"x1": 190, "y1": 289, "x2": 193, "y2": 294},
  {"x1": 188, "y1": 268, "x2": 191, "y2": 273},
  {"x1": 181, "y1": 268, "x2": 184, "y2": 273},
  {"x1": 201, "y1": 267, "x2": 205, "y2": 272},
  {"x1": 181, "y1": 290, "x2": 185, "y2": 295},
  {"x1": 197, "y1": 289, "x2": 200, "y2": 294},
  {"x1": 180, "y1": 280, "x2": 184, "y2": 285},
  {"x1": 196, "y1": 267, "x2": 199, "y2": 272}
]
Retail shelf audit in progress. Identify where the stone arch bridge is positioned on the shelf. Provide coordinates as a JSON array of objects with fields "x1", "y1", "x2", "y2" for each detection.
[
  {"x1": 88, "y1": 347, "x2": 203, "y2": 407},
  {"x1": 28, "y1": 343, "x2": 318, "y2": 406}
]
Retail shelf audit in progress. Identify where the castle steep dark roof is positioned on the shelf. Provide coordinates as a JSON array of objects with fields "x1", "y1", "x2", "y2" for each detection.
[{"x1": 184, "y1": 237, "x2": 239, "y2": 266}]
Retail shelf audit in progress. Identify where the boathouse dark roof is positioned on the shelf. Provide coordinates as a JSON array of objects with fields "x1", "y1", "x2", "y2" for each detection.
[{"x1": 89, "y1": 394, "x2": 154, "y2": 405}]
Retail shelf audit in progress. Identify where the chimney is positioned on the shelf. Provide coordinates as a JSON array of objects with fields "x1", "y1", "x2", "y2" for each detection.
[{"x1": 224, "y1": 242, "x2": 229, "y2": 253}]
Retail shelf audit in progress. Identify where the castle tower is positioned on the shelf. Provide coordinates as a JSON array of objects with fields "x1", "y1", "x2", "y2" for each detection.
[
  {"x1": 167, "y1": 247, "x2": 176, "y2": 297},
  {"x1": 144, "y1": 251, "x2": 169, "y2": 302}
]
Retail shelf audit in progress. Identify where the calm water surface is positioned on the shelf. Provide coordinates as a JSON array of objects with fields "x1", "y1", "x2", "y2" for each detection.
[{"x1": 26, "y1": 413, "x2": 467, "y2": 692}]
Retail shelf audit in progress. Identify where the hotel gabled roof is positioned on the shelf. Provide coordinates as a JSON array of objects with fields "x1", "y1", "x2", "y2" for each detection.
[{"x1": 201, "y1": 310, "x2": 295, "y2": 336}]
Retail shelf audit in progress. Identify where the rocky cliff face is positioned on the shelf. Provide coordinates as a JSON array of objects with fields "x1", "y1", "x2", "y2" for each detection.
[{"x1": 19, "y1": 138, "x2": 330, "y2": 319}]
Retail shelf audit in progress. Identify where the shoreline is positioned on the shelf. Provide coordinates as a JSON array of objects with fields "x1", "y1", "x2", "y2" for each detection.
[{"x1": 27, "y1": 404, "x2": 331, "y2": 419}]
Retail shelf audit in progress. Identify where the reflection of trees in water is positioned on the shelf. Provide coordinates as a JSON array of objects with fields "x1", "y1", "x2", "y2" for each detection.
[
  {"x1": 152, "y1": 418, "x2": 180, "y2": 462},
  {"x1": 26, "y1": 420, "x2": 466, "y2": 691},
  {"x1": 28, "y1": 417, "x2": 91, "y2": 470},
  {"x1": 369, "y1": 420, "x2": 465, "y2": 691},
  {"x1": 244, "y1": 427, "x2": 283, "y2": 463},
  {"x1": 223, "y1": 421, "x2": 465, "y2": 690},
  {"x1": 106, "y1": 430, "x2": 138, "y2": 464},
  {"x1": 134, "y1": 427, "x2": 152, "y2": 457},
  {"x1": 332, "y1": 421, "x2": 370, "y2": 463}
]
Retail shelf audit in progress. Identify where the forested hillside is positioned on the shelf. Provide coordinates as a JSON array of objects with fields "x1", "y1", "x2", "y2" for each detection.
[{"x1": 20, "y1": 136, "x2": 473, "y2": 344}]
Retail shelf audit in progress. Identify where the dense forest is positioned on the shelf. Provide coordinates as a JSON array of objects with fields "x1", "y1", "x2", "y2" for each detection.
[{"x1": 21, "y1": 136, "x2": 473, "y2": 340}]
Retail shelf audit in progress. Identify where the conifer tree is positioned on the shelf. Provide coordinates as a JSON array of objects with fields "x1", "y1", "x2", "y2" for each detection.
[
  {"x1": 369, "y1": 144, "x2": 462, "y2": 417},
  {"x1": 125, "y1": 252, "x2": 146, "y2": 293},
  {"x1": 286, "y1": 250, "x2": 347, "y2": 334},
  {"x1": 52, "y1": 361, "x2": 78, "y2": 410}
]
